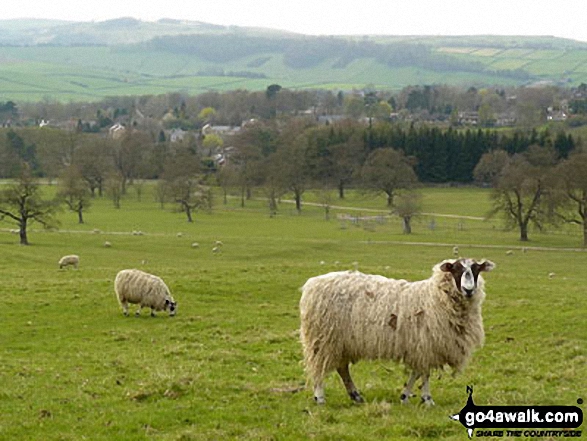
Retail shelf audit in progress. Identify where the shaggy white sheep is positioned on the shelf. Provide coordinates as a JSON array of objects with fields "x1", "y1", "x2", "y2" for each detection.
[
  {"x1": 300, "y1": 258, "x2": 495, "y2": 405},
  {"x1": 59, "y1": 254, "x2": 80, "y2": 270},
  {"x1": 114, "y1": 269, "x2": 177, "y2": 317}
]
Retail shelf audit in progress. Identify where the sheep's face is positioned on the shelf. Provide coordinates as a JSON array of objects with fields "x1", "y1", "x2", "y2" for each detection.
[
  {"x1": 165, "y1": 299, "x2": 177, "y2": 316},
  {"x1": 440, "y1": 259, "x2": 495, "y2": 299}
]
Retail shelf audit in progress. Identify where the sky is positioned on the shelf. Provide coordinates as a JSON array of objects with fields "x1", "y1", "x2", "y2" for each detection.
[{"x1": 3, "y1": 0, "x2": 587, "y2": 42}]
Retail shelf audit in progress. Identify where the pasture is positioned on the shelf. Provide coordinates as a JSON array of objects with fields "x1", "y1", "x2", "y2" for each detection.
[{"x1": 0, "y1": 186, "x2": 585, "y2": 440}]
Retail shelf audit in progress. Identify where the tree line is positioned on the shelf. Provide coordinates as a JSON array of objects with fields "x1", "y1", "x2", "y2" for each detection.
[{"x1": 1, "y1": 117, "x2": 586, "y2": 246}]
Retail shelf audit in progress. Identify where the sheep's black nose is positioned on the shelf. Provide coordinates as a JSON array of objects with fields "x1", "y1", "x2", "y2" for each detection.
[{"x1": 464, "y1": 289, "x2": 473, "y2": 297}]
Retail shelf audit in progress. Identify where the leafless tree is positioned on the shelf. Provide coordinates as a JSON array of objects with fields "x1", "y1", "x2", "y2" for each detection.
[{"x1": 0, "y1": 163, "x2": 60, "y2": 245}]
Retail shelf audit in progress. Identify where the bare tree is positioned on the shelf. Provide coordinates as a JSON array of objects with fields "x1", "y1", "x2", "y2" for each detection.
[
  {"x1": 162, "y1": 151, "x2": 209, "y2": 222},
  {"x1": 473, "y1": 149, "x2": 510, "y2": 187},
  {"x1": 58, "y1": 165, "x2": 91, "y2": 224},
  {"x1": 393, "y1": 190, "x2": 422, "y2": 234},
  {"x1": 0, "y1": 163, "x2": 60, "y2": 245},
  {"x1": 489, "y1": 146, "x2": 556, "y2": 241},
  {"x1": 359, "y1": 148, "x2": 418, "y2": 207},
  {"x1": 553, "y1": 152, "x2": 587, "y2": 246},
  {"x1": 74, "y1": 137, "x2": 115, "y2": 197}
]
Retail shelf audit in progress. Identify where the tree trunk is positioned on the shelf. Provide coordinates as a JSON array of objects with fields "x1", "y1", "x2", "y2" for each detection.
[
  {"x1": 185, "y1": 205, "x2": 193, "y2": 223},
  {"x1": 386, "y1": 192, "x2": 393, "y2": 207},
  {"x1": 402, "y1": 216, "x2": 412, "y2": 234},
  {"x1": 520, "y1": 222, "x2": 529, "y2": 241},
  {"x1": 338, "y1": 181, "x2": 344, "y2": 199},
  {"x1": 19, "y1": 219, "x2": 28, "y2": 245},
  {"x1": 295, "y1": 191, "x2": 302, "y2": 213},
  {"x1": 78, "y1": 209, "x2": 84, "y2": 224},
  {"x1": 583, "y1": 220, "x2": 587, "y2": 248},
  {"x1": 241, "y1": 186, "x2": 245, "y2": 208}
]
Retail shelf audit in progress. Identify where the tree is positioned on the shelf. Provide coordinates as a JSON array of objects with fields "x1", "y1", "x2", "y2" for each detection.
[
  {"x1": 112, "y1": 131, "x2": 150, "y2": 194},
  {"x1": 162, "y1": 152, "x2": 209, "y2": 222},
  {"x1": 553, "y1": 152, "x2": 587, "y2": 246},
  {"x1": 489, "y1": 146, "x2": 556, "y2": 241},
  {"x1": 0, "y1": 163, "x2": 59, "y2": 245},
  {"x1": 473, "y1": 149, "x2": 510, "y2": 187},
  {"x1": 393, "y1": 190, "x2": 422, "y2": 234},
  {"x1": 58, "y1": 165, "x2": 91, "y2": 224},
  {"x1": 329, "y1": 135, "x2": 365, "y2": 199},
  {"x1": 359, "y1": 148, "x2": 418, "y2": 207},
  {"x1": 272, "y1": 120, "x2": 315, "y2": 213},
  {"x1": 74, "y1": 137, "x2": 115, "y2": 197}
]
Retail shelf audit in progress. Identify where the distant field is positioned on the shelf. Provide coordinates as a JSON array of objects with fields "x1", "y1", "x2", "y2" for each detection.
[
  {"x1": 0, "y1": 184, "x2": 585, "y2": 440},
  {"x1": 2, "y1": 38, "x2": 587, "y2": 101}
]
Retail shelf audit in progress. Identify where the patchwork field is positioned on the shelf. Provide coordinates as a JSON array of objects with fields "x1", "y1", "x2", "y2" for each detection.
[
  {"x1": 0, "y1": 186, "x2": 585, "y2": 440},
  {"x1": 3, "y1": 37, "x2": 587, "y2": 102}
]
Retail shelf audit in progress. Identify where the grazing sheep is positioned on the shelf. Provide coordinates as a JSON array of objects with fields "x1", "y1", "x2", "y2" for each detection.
[
  {"x1": 212, "y1": 246, "x2": 221, "y2": 254},
  {"x1": 214, "y1": 240, "x2": 223, "y2": 246},
  {"x1": 548, "y1": 272, "x2": 556, "y2": 279},
  {"x1": 506, "y1": 250, "x2": 514, "y2": 255},
  {"x1": 114, "y1": 269, "x2": 176, "y2": 317},
  {"x1": 452, "y1": 246, "x2": 459, "y2": 257},
  {"x1": 300, "y1": 258, "x2": 495, "y2": 405},
  {"x1": 191, "y1": 242, "x2": 200, "y2": 248},
  {"x1": 104, "y1": 241, "x2": 112, "y2": 248},
  {"x1": 59, "y1": 254, "x2": 80, "y2": 270},
  {"x1": 177, "y1": 232, "x2": 183, "y2": 238}
]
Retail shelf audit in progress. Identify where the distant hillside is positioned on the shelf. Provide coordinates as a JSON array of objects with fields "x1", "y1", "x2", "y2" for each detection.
[{"x1": 0, "y1": 18, "x2": 587, "y2": 102}]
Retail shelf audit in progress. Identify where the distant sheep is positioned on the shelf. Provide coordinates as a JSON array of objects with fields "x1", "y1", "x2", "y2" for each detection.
[
  {"x1": 177, "y1": 232, "x2": 183, "y2": 238},
  {"x1": 104, "y1": 241, "x2": 112, "y2": 248},
  {"x1": 452, "y1": 246, "x2": 459, "y2": 257},
  {"x1": 59, "y1": 254, "x2": 79, "y2": 270},
  {"x1": 191, "y1": 242, "x2": 200, "y2": 248},
  {"x1": 506, "y1": 250, "x2": 514, "y2": 255},
  {"x1": 300, "y1": 258, "x2": 495, "y2": 405},
  {"x1": 114, "y1": 269, "x2": 176, "y2": 317},
  {"x1": 214, "y1": 240, "x2": 223, "y2": 246}
]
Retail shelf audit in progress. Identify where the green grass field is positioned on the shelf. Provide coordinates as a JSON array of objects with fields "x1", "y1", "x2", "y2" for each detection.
[
  {"x1": 0, "y1": 185, "x2": 585, "y2": 440},
  {"x1": 3, "y1": 39, "x2": 587, "y2": 102}
]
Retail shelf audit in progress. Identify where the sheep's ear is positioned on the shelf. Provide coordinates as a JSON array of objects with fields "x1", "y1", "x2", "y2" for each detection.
[
  {"x1": 478, "y1": 260, "x2": 495, "y2": 272},
  {"x1": 439, "y1": 262, "x2": 453, "y2": 272}
]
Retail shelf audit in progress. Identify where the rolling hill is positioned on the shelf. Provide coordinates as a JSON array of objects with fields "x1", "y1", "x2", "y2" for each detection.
[{"x1": 1, "y1": 18, "x2": 587, "y2": 102}]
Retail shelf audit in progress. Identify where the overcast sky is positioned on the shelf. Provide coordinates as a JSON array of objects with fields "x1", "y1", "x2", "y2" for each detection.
[{"x1": 4, "y1": 0, "x2": 587, "y2": 42}]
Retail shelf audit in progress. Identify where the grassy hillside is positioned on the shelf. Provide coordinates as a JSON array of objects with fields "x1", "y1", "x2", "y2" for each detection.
[
  {"x1": 0, "y1": 185, "x2": 585, "y2": 440},
  {"x1": 1, "y1": 19, "x2": 587, "y2": 102}
]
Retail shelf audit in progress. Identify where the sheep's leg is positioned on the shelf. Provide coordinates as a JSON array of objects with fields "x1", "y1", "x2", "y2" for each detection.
[
  {"x1": 401, "y1": 371, "x2": 420, "y2": 404},
  {"x1": 313, "y1": 379, "x2": 326, "y2": 405},
  {"x1": 420, "y1": 374, "x2": 435, "y2": 406},
  {"x1": 150, "y1": 308, "x2": 156, "y2": 317},
  {"x1": 337, "y1": 364, "x2": 364, "y2": 403},
  {"x1": 135, "y1": 305, "x2": 142, "y2": 316},
  {"x1": 121, "y1": 301, "x2": 129, "y2": 316}
]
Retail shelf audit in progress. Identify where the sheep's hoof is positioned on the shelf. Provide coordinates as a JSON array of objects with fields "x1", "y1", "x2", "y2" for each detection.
[
  {"x1": 123, "y1": 312, "x2": 129, "y2": 317},
  {"x1": 314, "y1": 396, "x2": 326, "y2": 405},
  {"x1": 421, "y1": 396, "x2": 435, "y2": 406},
  {"x1": 349, "y1": 391, "x2": 364, "y2": 403}
]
